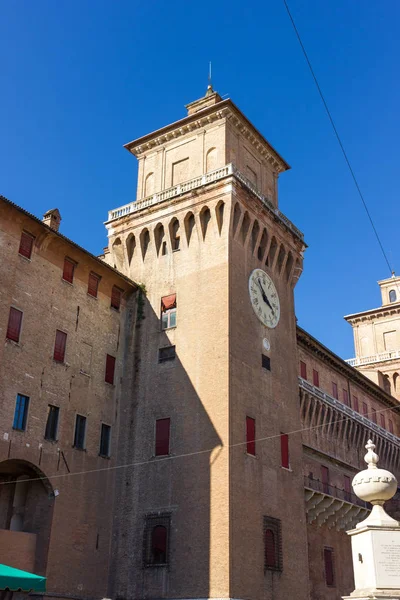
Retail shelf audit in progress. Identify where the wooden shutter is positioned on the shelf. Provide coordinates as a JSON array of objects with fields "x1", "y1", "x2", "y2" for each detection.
[
  {"x1": 389, "y1": 420, "x2": 394, "y2": 434},
  {"x1": 371, "y1": 408, "x2": 377, "y2": 423},
  {"x1": 313, "y1": 369, "x2": 319, "y2": 387},
  {"x1": 105, "y1": 354, "x2": 116, "y2": 384},
  {"x1": 353, "y1": 396, "x2": 359, "y2": 412},
  {"x1": 155, "y1": 418, "x2": 170, "y2": 456},
  {"x1": 246, "y1": 416, "x2": 256, "y2": 456},
  {"x1": 265, "y1": 529, "x2": 276, "y2": 568},
  {"x1": 332, "y1": 383, "x2": 338, "y2": 399},
  {"x1": 19, "y1": 232, "x2": 34, "y2": 259},
  {"x1": 6, "y1": 307, "x2": 23, "y2": 342},
  {"x1": 362, "y1": 402, "x2": 368, "y2": 416},
  {"x1": 54, "y1": 330, "x2": 67, "y2": 362},
  {"x1": 62, "y1": 258, "x2": 75, "y2": 283},
  {"x1": 380, "y1": 414, "x2": 385, "y2": 428},
  {"x1": 280, "y1": 433, "x2": 289, "y2": 468},
  {"x1": 88, "y1": 273, "x2": 100, "y2": 297},
  {"x1": 343, "y1": 390, "x2": 349, "y2": 406},
  {"x1": 111, "y1": 286, "x2": 122, "y2": 310},
  {"x1": 324, "y1": 548, "x2": 335, "y2": 586},
  {"x1": 300, "y1": 361, "x2": 307, "y2": 379}
]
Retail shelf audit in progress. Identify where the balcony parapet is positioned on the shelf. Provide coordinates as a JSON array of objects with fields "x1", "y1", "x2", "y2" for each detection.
[
  {"x1": 346, "y1": 349, "x2": 400, "y2": 367},
  {"x1": 304, "y1": 476, "x2": 370, "y2": 531},
  {"x1": 106, "y1": 164, "x2": 304, "y2": 242}
]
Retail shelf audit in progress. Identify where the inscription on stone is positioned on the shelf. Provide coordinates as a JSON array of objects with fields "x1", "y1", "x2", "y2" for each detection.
[{"x1": 377, "y1": 544, "x2": 400, "y2": 580}]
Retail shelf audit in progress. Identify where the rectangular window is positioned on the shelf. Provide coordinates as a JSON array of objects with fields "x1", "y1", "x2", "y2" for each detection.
[
  {"x1": 88, "y1": 272, "x2": 100, "y2": 298},
  {"x1": 155, "y1": 418, "x2": 170, "y2": 456},
  {"x1": 44, "y1": 405, "x2": 59, "y2": 441},
  {"x1": 362, "y1": 402, "x2": 368, "y2": 417},
  {"x1": 6, "y1": 307, "x2": 23, "y2": 343},
  {"x1": 263, "y1": 516, "x2": 282, "y2": 572},
  {"x1": 332, "y1": 382, "x2": 338, "y2": 399},
  {"x1": 280, "y1": 433, "x2": 289, "y2": 469},
  {"x1": 99, "y1": 424, "x2": 111, "y2": 457},
  {"x1": 313, "y1": 369, "x2": 319, "y2": 387},
  {"x1": 53, "y1": 330, "x2": 67, "y2": 363},
  {"x1": 18, "y1": 231, "x2": 34, "y2": 259},
  {"x1": 262, "y1": 355, "x2": 271, "y2": 371},
  {"x1": 105, "y1": 354, "x2": 116, "y2": 385},
  {"x1": 161, "y1": 294, "x2": 177, "y2": 330},
  {"x1": 389, "y1": 420, "x2": 394, "y2": 434},
  {"x1": 344, "y1": 475, "x2": 351, "y2": 502},
  {"x1": 158, "y1": 345, "x2": 176, "y2": 363},
  {"x1": 380, "y1": 414, "x2": 386, "y2": 429},
  {"x1": 343, "y1": 389, "x2": 349, "y2": 406},
  {"x1": 143, "y1": 513, "x2": 171, "y2": 567},
  {"x1": 74, "y1": 414, "x2": 87, "y2": 449},
  {"x1": 353, "y1": 395, "x2": 359, "y2": 413},
  {"x1": 300, "y1": 361, "x2": 307, "y2": 379},
  {"x1": 111, "y1": 286, "x2": 122, "y2": 310},
  {"x1": 13, "y1": 394, "x2": 29, "y2": 431},
  {"x1": 321, "y1": 465, "x2": 330, "y2": 494},
  {"x1": 324, "y1": 547, "x2": 335, "y2": 587},
  {"x1": 246, "y1": 416, "x2": 256, "y2": 456},
  {"x1": 62, "y1": 258, "x2": 76, "y2": 284},
  {"x1": 371, "y1": 407, "x2": 377, "y2": 424}
]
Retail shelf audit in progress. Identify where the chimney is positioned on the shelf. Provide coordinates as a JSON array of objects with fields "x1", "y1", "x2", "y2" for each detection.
[{"x1": 43, "y1": 208, "x2": 62, "y2": 232}]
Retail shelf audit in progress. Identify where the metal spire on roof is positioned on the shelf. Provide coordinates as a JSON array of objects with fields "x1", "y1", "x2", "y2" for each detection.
[{"x1": 205, "y1": 61, "x2": 213, "y2": 96}]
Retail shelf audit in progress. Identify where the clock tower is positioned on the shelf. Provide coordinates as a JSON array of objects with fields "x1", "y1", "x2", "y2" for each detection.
[{"x1": 104, "y1": 88, "x2": 309, "y2": 600}]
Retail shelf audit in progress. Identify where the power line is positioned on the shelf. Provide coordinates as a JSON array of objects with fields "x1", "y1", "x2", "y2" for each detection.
[{"x1": 282, "y1": 0, "x2": 393, "y2": 276}]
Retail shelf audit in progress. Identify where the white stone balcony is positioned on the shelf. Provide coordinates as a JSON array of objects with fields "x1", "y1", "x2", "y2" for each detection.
[
  {"x1": 346, "y1": 349, "x2": 400, "y2": 367},
  {"x1": 106, "y1": 163, "x2": 304, "y2": 242},
  {"x1": 304, "y1": 476, "x2": 370, "y2": 531}
]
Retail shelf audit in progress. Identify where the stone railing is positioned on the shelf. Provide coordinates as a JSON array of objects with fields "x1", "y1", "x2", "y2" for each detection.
[
  {"x1": 106, "y1": 164, "x2": 304, "y2": 242},
  {"x1": 346, "y1": 349, "x2": 400, "y2": 367}
]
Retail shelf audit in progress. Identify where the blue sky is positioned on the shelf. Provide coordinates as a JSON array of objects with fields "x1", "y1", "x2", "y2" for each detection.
[{"x1": 1, "y1": 1, "x2": 399, "y2": 360}]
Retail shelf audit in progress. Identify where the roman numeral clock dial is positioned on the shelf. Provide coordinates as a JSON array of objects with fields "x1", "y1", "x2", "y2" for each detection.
[{"x1": 248, "y1": 269, "x2": 280, "y2": 329}]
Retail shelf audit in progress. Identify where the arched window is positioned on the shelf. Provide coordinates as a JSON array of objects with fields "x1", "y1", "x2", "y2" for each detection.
[
  {"x1": 169, "y1": 218, "x2": 180, "y2": 251},
  {"x1": 184, "y1": 212, "x2": 196, "y2": 246},
  {"x1": 126, "y1": 233, "x2": 136, "y2": 265},
  {"x1": 151, "y1": 525, "x2": 167, "y2": 564},
  {"x1": 264, "y1": 516, "x2": 282, "y2": 571},
  {"x1": 265, "y1": 529, "x2": 276, "y2": 568},
  {"x1": 144, "y1": 172, "x2": 155, "y2": 197},
  {"x1": 200, "y1": 206, "x2": 211, "y2": 240},
  {"x1": 206, "y1": 147, "x2": 217, "y2": 172},
  {"x1": 389, "y1": 289, "x2": 397, "y2": 303}
]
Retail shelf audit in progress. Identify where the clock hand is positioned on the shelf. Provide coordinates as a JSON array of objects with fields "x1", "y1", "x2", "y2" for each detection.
[{"x1": 257, "y1": 279, "x2": 275, "y2": 315}]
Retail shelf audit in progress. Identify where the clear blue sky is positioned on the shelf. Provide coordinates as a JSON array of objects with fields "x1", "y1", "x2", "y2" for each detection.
[{"x1": 1, "y1": 1, "x2": 399, "y2": 360}]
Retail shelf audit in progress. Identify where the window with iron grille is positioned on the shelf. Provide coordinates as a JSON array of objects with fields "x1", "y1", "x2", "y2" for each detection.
[
  {"x1": 88, "y1": 272, "x2": 100, "y2": 298},
  {"x1": 263, "y1": 516, "x2": 282, "y2": 572},
  {"x1": 105, "y1": 354, "x2": 116, "y2": 385},
  {"x1": 324, "y1": 547, "x2": 335, "y2": 586},
  {"x1": 74, "y1": 414, "x2": 87, "y2": 449},
  {"x1": 99, "y1": 423, "x2": 111, "y2": 457},
  {"x1": 6, "y1": 307, "x2": 23, "y2": 343},
  {"x1": 158, "y1": 345, "x2": 176, "y2": 363},
  {"x1": 143, "y1": 514, "x2": 171, "y2": 567},
  {"x1": 262, "y1": 355, "x2": 271, "y2": 371},
  {"x1": 18, "y1": 231, "x2": 34, "y2": 259},
  {"x1": 45, "y1": 405, "x2": 59, "y2": 441},
  {"x1": 13, "y1": 394, "x2": 29, "y2": 431},
  {"x1": 161, "y1": 294, "x2": 177, "y2": 330},
  {"x1": 54, "y1": 330, "x2": 67, "y2": 363},
  {"x1": 111, "y1": 286, "x2": 122, "y2": 310},
  {"x1": 62, "y1": 258, "x2": 76, "y2": 284}
]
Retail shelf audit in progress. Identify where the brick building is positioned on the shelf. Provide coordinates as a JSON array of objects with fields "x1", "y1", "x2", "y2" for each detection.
[{"x1": 1, "y1": 88, "x2": 400, "y2": 600}]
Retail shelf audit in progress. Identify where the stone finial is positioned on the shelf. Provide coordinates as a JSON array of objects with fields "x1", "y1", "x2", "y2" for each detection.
[{"x1": 352, "y1": 440, "x2": 399, "y2": 528}]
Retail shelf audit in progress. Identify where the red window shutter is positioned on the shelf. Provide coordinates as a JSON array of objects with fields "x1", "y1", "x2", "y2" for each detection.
[
  {"x1": 371, "y1": 408, "x2": 377, "y2": 423},
  {"x1": 362, "y1": 402, "x2": 368, "y2": 416},
  {"x1": 313, "y1": 369, "x2": 319, "y2": 387},
  {"x1": 88, "y1": 273, "x2": 100, "y2": 297},
  {"x1": 265, "y1": 529, "x2": 276, "y2": 568},
  {"x1": 332, "y1": 383, "x2": 338, "y2": 399},
  {"x1": 111, "y1": 286, "x2": 122, "y2": 310},
  {"x1": 53, "y1": 330, "x2": 67, "y2": 362},
  {"x1": 19, "y1": 232, "x2": 34, "y2": 259},
  {"x1": 321, "y1": 465, "x2": 329, "y2": 494},
  {"x1": 353, "y1": 396, "x2": 359, "y2": 412},
  {"x1": 280, "y1": 433, "x2": 289, "y2": 468},
  {"x1": 300, "y1": 361, "x2": 307, "y2": 379},
  {"x1": 246, "y1": 417, "x2": 256, "y2": 456},
  {"x1": 343, "y1": 390, "x2": 349, "y2": 406},
  {"x1": 380, "y1": 414, "x2": 386, "y2": 428},
  {"x1": 155, "y1": 418, "x2": 170, "y2": 456},
  {"x1": 324, "y1": 548, "x2": 334, "y2": 586},
  {"x1": 62, "y1": 258, "x2": 75, "y2": 283},
  {"x1": 6, "y1": 307, "x2": 23, "y2": 342},
  {"x1": 105, "y1": 354, "x2": 116, "y2": 384},
  {"x1": 389, "y1": 420, "x2": 394, "y2": 434},
  {"x1": 161, "y1": 294, "x2": 177, "y2": 311}
]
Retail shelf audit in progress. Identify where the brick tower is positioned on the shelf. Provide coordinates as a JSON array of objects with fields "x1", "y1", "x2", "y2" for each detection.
[{"x1": 104, "y1": 88, "x2": 309, "y2": 600}]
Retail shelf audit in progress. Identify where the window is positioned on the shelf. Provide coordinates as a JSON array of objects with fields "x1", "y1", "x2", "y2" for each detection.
[
  {"x1": 88, "y1": 272, "x2": 100, "y2": 298},
  {"x1": 155, "y1": 418, "x2": 170, "y2": 456},
  {"x1": 389, "y1": 289, "x2": 397, "y2": 303},
  {"x1": 380, "y1": 414, "x2": 386, "y2": 429},
  {"x1": 344, "y1": 475, "x2": 351, "y2": 502},
  {"x1": 332, "y1": 382, "x2": 338, "y2": 399},
  {"x1": 158, "y1": 345, "x2": 176, "y2": 363},
  {"x1": 313, "y1": 369, "x2": 319, "y2": 387},
  {"x1": 300, "y1": 361, "x2": 307, "y2": 379},
  {"x1": 362, "y1": 402, "x2": 368, "y2": 417},
  {"x1": 262, "y1": 355, "x2": 271, "y2": 371},
  {"x1": 353, "y1": 395, "x2": 359, "y2": 413},
  {"x1": 321, "y1": 465, "x2": 329, "y2": 494},
  {"x1": 343, "y1": 389, "x2": 349, "y2": 407},
  {"x1": 99, "y1": 424, "x2": 111, "y2": 457},
  {"x1": 389, "y1": 420, "x2": 394, "y2": 434},
  {"x1": 53, "y1": 330, "x2": 67, "y2": 363},
  {"x1": 74, "y1": 414, "x2": 87, "y2": 449},
  {"x1": 324, "y1": 547, "x2": 335, "y2": 586},
  {"x1": 280, "y1": 433, "x2": 289, "y2": 469},
  {"x1": 246, "y1": 416, "x2": 256, "y2": 456},
  {"x1": 18, "y1": 231, "x2": 34, "y2": 259},
  {"x1": 13, "y1": 394, "x2": 29, "y2": 431},
  {"x1": 143, "y1": 514, "x2": 170, "y2": 567},
  {"x1": 263, "y1": 516, "x2": 282, "y2": 572},
  {"x1": 105, "y1": 354, "x2": 116, "y2": 385},
  {"x1": 62, "y1": 258, "x2": 76, "y2": 284},
  {"x1": 6, "y1": 307, "x2": 23, "y2": 343},
  {"x1": 111, "y1": 286, "x2": 122, "y2": 310},
  {"x1": 161, "y1": 294, "x2": 177, "y2": 330},
  {"x1": 44, "y1": 405, "x2": 59, "y2": 441},
  {"x1": 371, "y1": 407, "x2": 377, "y2": 424}
]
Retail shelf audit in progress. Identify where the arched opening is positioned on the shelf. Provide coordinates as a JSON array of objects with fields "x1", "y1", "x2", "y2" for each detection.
[
  {"x1": 206, "y1": 147, "x2": 218, "y2": 172},
  {"x1": 240, "y1": 212, "x2": 251, "y2": 245},
  {"x1": 383, "y1": 374, "x2": 391, "y2": 395},
  {"x1": 232, "y1": 203, "x2": 241, "y2": 237},
  {"x1": 276, "y1": 244, "x2": 286, "y2": 274},
  {"x1": 389, "y1": 289, "x2": 397, "y2": 303},
  {"x1": 126, "y1": 233, "x2": 136, "y2": 265},
  {"x1": 169, "y1": 218, "x2": 180, "y2": 251},
  {"x1": 394, "y1": 372, "x2": 399, "y2": 391},
  {"x1": 112, "y1": 237, "x2": 124, "y2": 271},
  {"x1": 154, "y1": 223, "x2": 166, "y2": 256},
  {"x1": 258, "y1": 228, "x2": 268, "y2": 261},
  {"x1": 200, "y1": 206, "x2": 211, "y2": 240},
  {"x1": 251, "y1": 220, "x2": 260, "y2": 254},
  {"x1": 151, "y1": 525, "x2": 167, "y2": 565},
  {"x1": 184, "y1": 212, "x2": 196, "y2": 246},
  {"x1": 267, "y1": 237, "x2": 278, "y2": 267},
  {"x1": 140, "y1": 229, "x2": 151, "y2": 260},
  {"x1": 215, "y1": 201, "x2": 225, "y2": 235},
  {"x1": 285, "y1": 251, "x2": 294, "y2": 282},
  {"x1": 144, "y1": 172, "x2": 155, "y2": 197}
]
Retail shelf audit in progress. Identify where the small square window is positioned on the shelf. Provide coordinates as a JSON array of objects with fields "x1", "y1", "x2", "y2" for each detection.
[
  {"x1": 262, "y1": 355, "x2": 271, "y2": 370},
  {"x1": 45, "y1": 405, "x2": 59, "y2": 441},
  {"x1": 74, "y1": 414, "x2": 87, "y2": 449},
  {"x1": 264, "y1": 516, "x2": 282, "y2": 572},
  {"x1": 19, "y1": 231, "x2": 34, "y2": 259},
  {"x1": 99, "y1": 423, "x2": 111, "y2": 457},
  {"x1": 143, "y1": 513, "x2": 171, "y2": 567},
  {"x1": 54, "y1": 330, "x2": 67, "y2": 363},
  {"x1": 111, "y1": 286, "x2": 122, "y2": 310},
  {"x1": 6, "y1": 307, "x2": 23, "y2": 343},
  {"x1": 158, "y1": 346, "x2": 176, "y2": 363},
  {"x1": 88, "y1": 272, "x2": 100, "y2": 298},
  {"x1": 13, "y1": 394, "x2": 29, "y2": 431},
  {"x1": 161, "y1": 294, "x2": 177, "y2": 330}
]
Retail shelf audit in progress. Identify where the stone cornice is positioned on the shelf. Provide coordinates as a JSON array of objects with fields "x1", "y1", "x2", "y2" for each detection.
[{"x1": 344, "y1": 303, "x2": 400, "y2": 324}]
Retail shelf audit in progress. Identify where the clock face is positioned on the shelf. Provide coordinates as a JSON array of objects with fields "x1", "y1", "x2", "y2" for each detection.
[{"x1": 248, "y1": 269, "x2": 280, "y2": 328}]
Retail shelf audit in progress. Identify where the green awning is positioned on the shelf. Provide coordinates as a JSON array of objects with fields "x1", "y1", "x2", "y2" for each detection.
[{"x1": 0, "y1": 564, "x2": 46, "y2": 592}]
